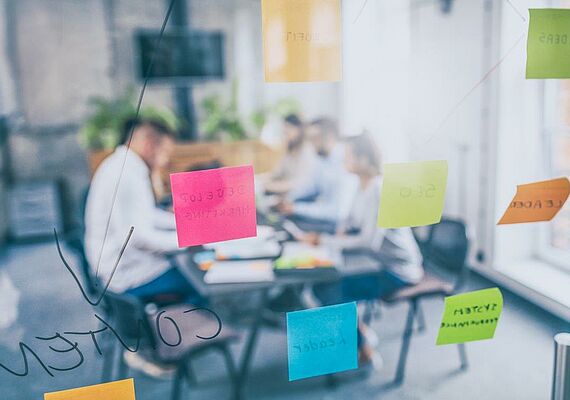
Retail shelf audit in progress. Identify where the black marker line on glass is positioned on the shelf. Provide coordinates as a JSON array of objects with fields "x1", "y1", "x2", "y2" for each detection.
[
  {"x1": 94, "y1": 0, "x2": 176, "y2": 281},
  {"x1": 54, "y1": 226, "x2": 134, "y2": 306}
]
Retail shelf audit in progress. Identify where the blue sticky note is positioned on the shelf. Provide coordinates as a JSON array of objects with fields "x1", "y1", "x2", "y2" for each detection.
[{"x1": 287, "y1": 302, "x2": 358, "y2": 381}]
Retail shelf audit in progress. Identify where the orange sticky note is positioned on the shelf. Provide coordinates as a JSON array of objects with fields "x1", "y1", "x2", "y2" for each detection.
[
  {"x1": 44, "y1": 378, "x2": 135, "y2": 400},
  {"x1": 262, "y1": 0, "x2": 342, "y2": 82},
  {"x1": 498, "y1": 177, "x2": 570, "y2": 224}
]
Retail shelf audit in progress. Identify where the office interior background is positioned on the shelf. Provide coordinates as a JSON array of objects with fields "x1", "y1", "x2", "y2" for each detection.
[{"x1": 0, "y1": 0, "x2": 569, "y2": 399}]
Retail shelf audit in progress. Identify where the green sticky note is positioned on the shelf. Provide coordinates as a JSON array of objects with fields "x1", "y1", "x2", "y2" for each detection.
[
  {"x1": 377, "y1": 160, "x2": 448, "y2": 228},
  {"x1": 526, "y1": 9, "x2": 570, "y2": 79},
  {"x1": 436, "y1": 288, "x2": 503, "y2": 346}
]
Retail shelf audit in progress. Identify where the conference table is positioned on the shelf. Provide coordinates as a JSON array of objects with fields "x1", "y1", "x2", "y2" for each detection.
[{"x1": 172, "y1": 223, "x2": 381, "y2": 396}]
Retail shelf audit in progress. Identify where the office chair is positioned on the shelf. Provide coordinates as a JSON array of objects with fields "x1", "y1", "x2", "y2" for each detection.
[
  {"x1": 64, "y1": 187, "x2": 184, "y2": 381},
  {"x1": 380, "y1": 217, "x2": 470, "y2": 385},
  {"x1": 103, "y1": 291, "x2": 240, "y2": 400},
  {"x1": 63, "y1": 188, "x2": 119, "y2": 381}
]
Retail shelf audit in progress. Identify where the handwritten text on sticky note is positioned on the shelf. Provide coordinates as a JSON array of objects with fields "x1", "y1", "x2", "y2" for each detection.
[
  {"x1": 287, "y1": 302, "x2": 357, "y2": 381},
  {"x1": 436, "y1": 288, "x2": 503, "y2": 345},
  {"x1": 377, "y1": 160, "x2": 448, "y2": 228},
  {"x1": 262, "y1": 0, "x2": 341, "y2": 82},
  {"x1": 44, "y1": 378, "x2": 135, "y2": 400},
  {"x1": 498, "y1": 177, "x2": 570, "y2": 224},
  {"x1": 171, "y1": 165, "x2": 257, "y2": 247},
  {"x1": 526, "y1": 9, "x2": 570, "y2": 79}
]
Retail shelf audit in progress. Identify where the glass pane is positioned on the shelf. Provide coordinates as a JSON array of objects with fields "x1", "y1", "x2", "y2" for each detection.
[{"x1": 549, "y1": 135, "x2": 570, "y2": 251}]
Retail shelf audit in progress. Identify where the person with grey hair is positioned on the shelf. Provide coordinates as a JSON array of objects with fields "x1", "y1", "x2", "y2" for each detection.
[{"x1": 301, "y1": 132, "x2": 424, "y2": 369}]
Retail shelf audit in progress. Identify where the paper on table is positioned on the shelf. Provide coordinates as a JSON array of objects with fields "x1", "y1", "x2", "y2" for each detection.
[
  {"x1": 287, "y1": 302, "x2": 357, "y2": 381},
  {"x1": 275, "y1": 242, "x2": 340, "y2": 269},
  {"x1": 170, "y1": 165, "x2": 257, "y2": 247},
  {"x1": 377, "y1": 160, "x2": 448, "y2": 228},
  {"x1": 204, "y1": 226, "x2": 280, "y2": 259},
  {"x1": 204, "y1": 260, "x2": 275, "y2": 284},
  {"x1": 206, "y1": 238, "x2": 281, "y2": 260},
  {"x1": 44, "y1": 378, "x2": 135, "y2": 400},
  {"x1": 498, "y1": 177, "x2": 570, "y2": 224},
  {"x1": 261, "y1": 0, "x2": 342, "y2": 82},
  {"x1": 526, "y1": 9, "x2": 570, "y2": 79},
  {"x1": 436, "y1": 288, "x2": 503, "y2": 346}
]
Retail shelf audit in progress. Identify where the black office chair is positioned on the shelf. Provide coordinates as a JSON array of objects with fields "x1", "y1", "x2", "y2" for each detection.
[
  {"x1": 63, "y1": 188, "x2": 118, "y2": 381},
  {"x1": 380, "y1": 217, "x2": 470, "y2": 385},
  {"x1": 103, "y1": 291, "x2": 240, "y2": 400}
]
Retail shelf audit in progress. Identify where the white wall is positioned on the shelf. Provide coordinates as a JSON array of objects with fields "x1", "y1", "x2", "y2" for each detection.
[
  {"x1": 341, "y1": 0, "x2": 411, "y2": 160},
  {"x1": 342, "y1": 0, "x2": 490, "y2": 260}
]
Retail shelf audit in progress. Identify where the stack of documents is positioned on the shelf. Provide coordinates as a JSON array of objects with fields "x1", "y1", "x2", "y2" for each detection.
[
  {"x1": 204, "y1": 226, "x2": 281, "y2": 259},
  {"x1": 204, "y1": 260, "x2": 275, "y2": 284}
]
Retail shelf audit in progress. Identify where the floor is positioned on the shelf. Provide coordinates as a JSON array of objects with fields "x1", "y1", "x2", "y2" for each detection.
[{"x1": 0, "y1": 241, "x2": 568, "y2": 400}]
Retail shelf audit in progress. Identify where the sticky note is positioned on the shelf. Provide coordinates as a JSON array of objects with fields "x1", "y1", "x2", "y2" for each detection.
[
  {"x1": 526, "y1": 9, "x2": 570, "y2": 79},
  {"x1": 261, "y1": 0, "x2": 342, "y2": 82},
  {"x1": 498, "y1": 177, "x2": 570, "y2": 224},
  {"x1": 436, "y1": 288, "x2": 503, "y2": 346},
  {"x1": 170, "y1": 165, "x2": 257, "y2": 247},
  {"x1": 287, "y1": 302, "x2": 357, "y2": 381},
  {"x1": 44, "y1": 378, "x2": 135, "y2": 400},
  {"x1": 378, "y1": 160, "x2": 448, "y2": 228}
]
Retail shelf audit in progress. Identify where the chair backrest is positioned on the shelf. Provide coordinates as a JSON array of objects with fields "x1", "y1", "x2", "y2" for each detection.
[
  {"x1": 102, "y1": 291, "x2": 156, "y2": 348},
  {"x1": 422, "y1": 217, "x2": 470, "y2": 287},
  {"x1": 65, "y1": 187, "x2": 100, "y2": 295}
]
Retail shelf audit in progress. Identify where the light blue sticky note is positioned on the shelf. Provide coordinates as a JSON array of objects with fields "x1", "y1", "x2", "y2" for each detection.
[{"x1": 287, "y1": 302, "x2": 358, "y2": 381}]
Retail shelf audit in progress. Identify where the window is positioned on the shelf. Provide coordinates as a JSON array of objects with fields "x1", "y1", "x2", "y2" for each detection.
[{"x1": 540, "y1": 79, "x2": 570, "y2": 266}]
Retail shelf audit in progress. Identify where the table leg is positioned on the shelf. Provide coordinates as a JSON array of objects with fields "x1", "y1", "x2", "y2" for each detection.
[{"x1": 238, "y1": 289, "x2": 269, "y2": 386}]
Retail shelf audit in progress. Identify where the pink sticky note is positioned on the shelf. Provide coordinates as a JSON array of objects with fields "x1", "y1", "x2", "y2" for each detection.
[{"x1": 170, "y1": 165, "x2": 257, "y2": 247}]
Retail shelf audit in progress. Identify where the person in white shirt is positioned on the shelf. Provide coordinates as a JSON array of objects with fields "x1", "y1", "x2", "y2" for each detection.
[
  {"x1": 85, "y1": 117, "x2": 201, "y2": 304},
  {"x1": 302, "y1": 132, "x2": 424, "y2": 366},
  {"x1": 277, "y1": 117, "x2": 356, "y2": 233},
  {"x1": 264, "y1": 114, "x2": 316, "y2": 195}
]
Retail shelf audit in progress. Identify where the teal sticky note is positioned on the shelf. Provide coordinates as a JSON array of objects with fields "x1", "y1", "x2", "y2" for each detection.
[
  {"x1": 526, "y1": 9, "x2": 570, "y2": 79},
  {"x1": 287, "y1": 302, "x2": 358, "y2": 381}
]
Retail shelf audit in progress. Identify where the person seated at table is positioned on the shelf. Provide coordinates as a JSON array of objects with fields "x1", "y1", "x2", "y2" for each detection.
[
  {"x1": 302, "y1": 132, "x2": 424, "y2": 367},
  {"x1": 277, "y1": 117, "x2": 356, "y2": 234},
  {"x1": 158, "y1": 160, "x2": 224, "y2": 209},
  {"x1": 85, "y1": 117, "x2": 203, "y2": 306},
  {"x1": 264, "y1": 114, "x2": 316, "y2": 195}
]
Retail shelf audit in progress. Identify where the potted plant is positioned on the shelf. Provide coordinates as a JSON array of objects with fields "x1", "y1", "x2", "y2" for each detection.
[
  {"x1": 200, "y1": 80, "x2": 248, "y2": 141},
  {"x1": 79, "y1": 88, "x2": 180, "y2": 172}
]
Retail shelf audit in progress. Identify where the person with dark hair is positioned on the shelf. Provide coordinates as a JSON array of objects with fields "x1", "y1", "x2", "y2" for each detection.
[
  {"x1": 264, "y1": 114, "x2": 316, "y2": 194},
  {"x1": 299, "y1": 132, "x2": 424, "y2": 369},
  {"x1": 85, "y1": 117, "x2": 201, "y2": 302},
  {"x1": 86, "y1": 117, "x2": 208, "y2": 377},
  {"x1": 277, "y1": 117, "x2": 356, "y2": 233}
]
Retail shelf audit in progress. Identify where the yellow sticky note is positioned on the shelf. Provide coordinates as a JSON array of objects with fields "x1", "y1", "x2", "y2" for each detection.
[
  {"x1": 436, "y1": 288, "x2": 503, "y2": 345},
  {"x1": 377, "y1": 160, "x2": 448, "y2": 228},
  {"x1": 261, "y1": 0, "x2": 342, "y2": 82},
  {"x1": 44, "y1": 378, "x2": 135, "y2": 400}
]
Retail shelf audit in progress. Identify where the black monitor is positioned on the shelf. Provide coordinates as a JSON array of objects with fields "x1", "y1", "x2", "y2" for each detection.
[{"x1": 136, "y1": 29, "x2": 225, "y2": 84}]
